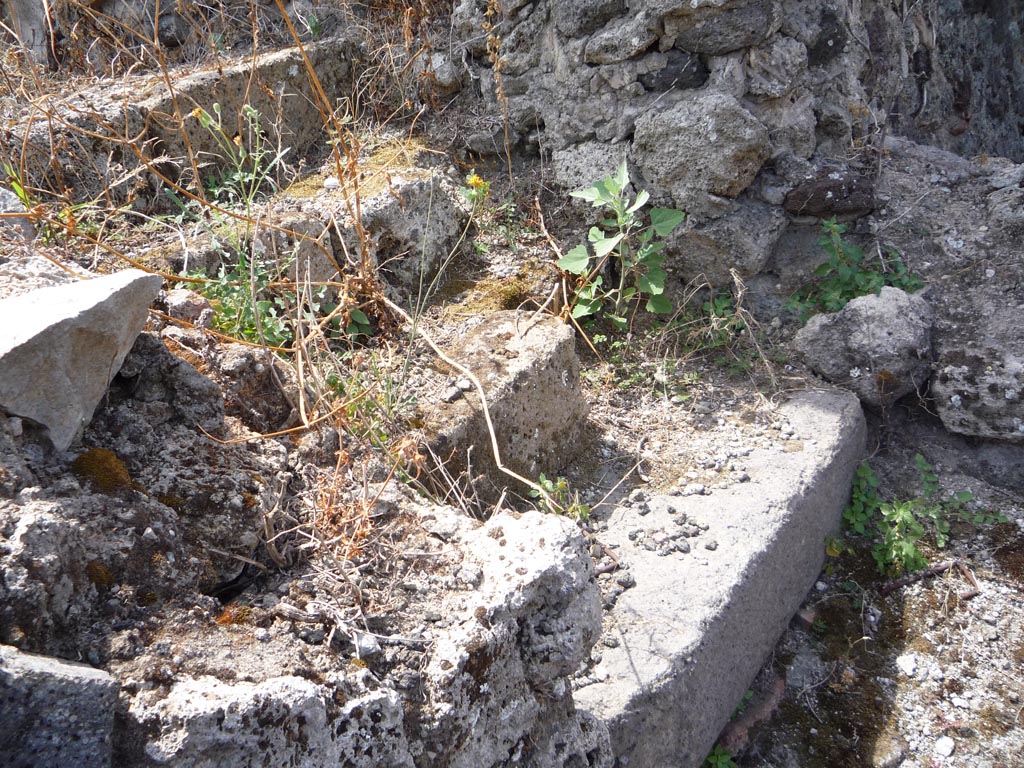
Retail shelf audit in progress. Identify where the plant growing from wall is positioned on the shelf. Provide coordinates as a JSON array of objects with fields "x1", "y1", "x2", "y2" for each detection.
[
  {"x1": 558, "y1": 161, "x2": 685, "y2": 330},
  {"x1": 788, "y1": 218, "x2": 923, "y2": 323}
]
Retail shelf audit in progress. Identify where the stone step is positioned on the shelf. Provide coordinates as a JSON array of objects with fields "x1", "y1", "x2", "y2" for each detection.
[{"x1": 574, "y1": 389, "x2": 865, "y2": 767}]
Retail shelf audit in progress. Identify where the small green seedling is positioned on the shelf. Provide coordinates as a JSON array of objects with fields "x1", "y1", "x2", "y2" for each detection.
[
  {"x1": 704, "y1": 745, "x2": 736, "y2": 768},
  {"x1": 530, "y1": 473, "x2": 591, "y2": 522}
]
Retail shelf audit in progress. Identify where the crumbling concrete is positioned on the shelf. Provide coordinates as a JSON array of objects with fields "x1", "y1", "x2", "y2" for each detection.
[{"x1": 425, "y1": 311, "x2": 589, "y2": 499}]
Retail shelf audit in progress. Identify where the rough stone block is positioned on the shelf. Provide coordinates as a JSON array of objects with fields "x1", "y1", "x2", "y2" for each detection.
[
  {"x1": 0, "y1": 269, "x2": 162, "y2": 450},
  {"x1": 0, "y1": 644, "x2": 119, "y2": 768},
  {"x1": 425, "y1": 311, "x2": 588, "y2": 499},
  {"x1": 664, "y1": 0, "x2": 781, "y2": 55},
  {"x1": 932, "y1": 334, "x2": 1024, "y2": 443},
  {"x1": 574, "y1": 389, "x2": 865, "y2": 767},
  {"x1": 631, "y1": 91, "x2": 770, "y2": 212},
  {"x1": 794, "y1": 287, "x2": 934, "y2": 409}
]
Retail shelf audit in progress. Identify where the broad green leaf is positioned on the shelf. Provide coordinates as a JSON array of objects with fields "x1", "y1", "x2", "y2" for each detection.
[
  {"x1": 646, "y1": 294, "x2": 673, "y2": 313},
  {"x1": 571, "y1": 299, "x2": 601, "y2": 318},
  {"x1": 593, "y1": 178, "x2": 617, "y2": 205},
  {"x1": 637, "y1": 247, "x2": 665, "y2": 267},
  {"x1": 650, "y1": 207, "x2": 686, "y2": 237},
  {"x1": 592, "y1": 232, "x2": 625, "y2": 259},
  {"x1": 349, "y1": 309, "x2": 369, "y2": 325},
  {"x1": 570, "y1": 185, "x2": 602, "y2": 204},
  {"x1": 557, "y1": 244, "x2": 591, "y2": 274},
  {"x1": 813, "y1": 262, "x2": 832, "y2": 277},
  {"x1": 637, "y1": 267, "x2": 667, "y2": 295},
  {"x1": 626, "y1": 188, "x2": 650, "y2": 213}
]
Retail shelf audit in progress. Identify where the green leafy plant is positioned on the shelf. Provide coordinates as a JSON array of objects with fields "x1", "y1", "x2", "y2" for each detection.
[
  {"x1": 843, "y1": 462, "x2": 883, "y2": 535},
  {"x1": 326, "y1": 351, "x2": 418, "y2": 451},
  {"x1": 704, "y1": 745, "x2": 736, "y2": 768},
  {"x1": 306, "y1": 14, "x2": 324, "y2": 39},
  {"x1": 842, "y1": 455, "x2": 1007, "y2": 575},
  {"x1": 701, "y1": 290, "x2": 745, "y2": 349},
  {"x1": 195, "y1": 249, "x2": 292, "y2": 347},
  {"x1": 530, "y1": 473, "x2": 591, "y2": 522},
  {"x1": 2, "y1": 160, "x2": 33, "y2": 209},
  {"x1": 788, "y1": 218, "x2": 923, "y2": 323},
  {"x1": 872, "y1": 498, "x2": 929, "y2": 574},
  {"x1": 558, "y1": 161, "x2": 686, "y2": 329},
  {"x1": 191, "y1": 103, "x2": 290, "y2": 210},
  {"x1": 732, "y1": 689, "x2": 754, "y2": 718}
]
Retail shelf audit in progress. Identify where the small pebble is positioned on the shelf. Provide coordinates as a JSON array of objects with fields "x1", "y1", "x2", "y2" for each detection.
[
  {"x1": 703, "y1": 540, "x2": 718, "y2": 551},
  {"x1": 934, "y1": 736, "x2": 955, "y2": 757},
  {"x1": 354, "y1": 632, "x2": 382, "y2": 658},
  {"x1": 895, "y1": 653, "x2": 917, "y2": 677},
  {"x1": 323, "y1": 176, "x2": 340, "y2": 190}
]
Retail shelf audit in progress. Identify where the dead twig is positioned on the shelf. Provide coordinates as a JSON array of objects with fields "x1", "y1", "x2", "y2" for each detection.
[{"x1": 879, "y1": 559, "x2": 980, "y2": 600}]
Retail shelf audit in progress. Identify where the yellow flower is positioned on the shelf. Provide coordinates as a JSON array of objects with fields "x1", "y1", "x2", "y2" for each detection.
[
  {"x1": 466, "y1": 171, "x2": 485, "y2": 189},
  {"x1": 190, "y1": 107, "x2": 204, "y2": 119}
]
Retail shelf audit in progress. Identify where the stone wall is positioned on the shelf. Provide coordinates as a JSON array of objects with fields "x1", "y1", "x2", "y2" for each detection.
[{"x1": 447, "y1": 0, "x2": 1024, "y2": 287}]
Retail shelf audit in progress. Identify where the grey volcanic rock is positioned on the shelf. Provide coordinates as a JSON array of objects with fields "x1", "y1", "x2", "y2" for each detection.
[
  {"x1": 132, "y1": 676, "x2": 414, "y2": 768},
  {"x1": 664, "y1": 0, "x2": 781, "y2": 55},
  {"x1": 784, "y1": 170, "x2": 875, "y2": 220},
  {"x1": 631, "y1": 92, "x2": 770, "y2": 212},
  {"x1": 794, "y1": 287, "x2": 933, "y2": 408},
  {"x1": 0, "y1": 270, "x2": 162, "y2": 450},
  {"x1": 667, "y1": 201, "x2": 788, "y2": 286},
  {"x1": 0, "y1": 644, "x2": 119, "y2": 768},
  {"x1": 118, "y1": 509, "x2": 608, "y2": 768},
  {"x1": 932, "y1": 347, "x2": 1024, "y2": 442}
]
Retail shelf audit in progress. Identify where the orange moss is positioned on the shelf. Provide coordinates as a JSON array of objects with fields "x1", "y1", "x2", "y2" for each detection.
[
  {"x1": 86, "y1": 560, "x2": 115, "y2": 589},
  {"x1": 215, "y1": 605, "x2": 252, "y2": 626},
  {"x1": 72, "y1": 448, "x2": 134, "y2": 493}
]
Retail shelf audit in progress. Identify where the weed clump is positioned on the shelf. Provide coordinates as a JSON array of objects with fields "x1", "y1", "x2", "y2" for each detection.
[
  {"x1": 788, "y1": 218, "x2": 923, "y2": 323},
  {"x1": 72, "y1": 448, "x2": 134, "y2": 493},
  {"x1": 840, "y1": 456, "x2": 1007, "y2": 575}
]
